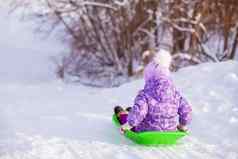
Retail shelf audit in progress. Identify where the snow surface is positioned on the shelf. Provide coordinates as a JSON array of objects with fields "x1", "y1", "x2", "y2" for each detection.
[
  {"x1": 0, "y1": 8, "x2": 238, "y2": 159},
  {"x1": 0, "y1": 9, "x2": 66, "y2": 84}
]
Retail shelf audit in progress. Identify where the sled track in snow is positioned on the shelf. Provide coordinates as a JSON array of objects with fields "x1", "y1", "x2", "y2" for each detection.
[{"x1": 0, "y1": 126, "x2": 233, "y2": 159}]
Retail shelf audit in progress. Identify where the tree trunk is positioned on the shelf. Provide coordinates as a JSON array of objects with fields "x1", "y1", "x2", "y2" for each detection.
[{"x1": 229, "y1": 28, "x2": 238, "y2": 59}]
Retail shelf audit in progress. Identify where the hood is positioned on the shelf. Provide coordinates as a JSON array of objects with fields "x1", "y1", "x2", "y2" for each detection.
[{"x1": 144, "y1": 62, "x2": 170, "y2": 83}]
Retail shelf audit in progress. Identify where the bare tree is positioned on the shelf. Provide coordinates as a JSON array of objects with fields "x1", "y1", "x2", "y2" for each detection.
[{"x1": 11, "y1": 0, "x2": 238, "y2": 86}]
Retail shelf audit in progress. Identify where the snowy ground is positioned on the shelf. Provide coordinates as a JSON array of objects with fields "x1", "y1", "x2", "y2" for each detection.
[
  {"x1": 0, "y1": 9, "x2": 238, "y2": 159},
  {"x1": 0, "y1": 8, "x2": 66, "y2": 84}
]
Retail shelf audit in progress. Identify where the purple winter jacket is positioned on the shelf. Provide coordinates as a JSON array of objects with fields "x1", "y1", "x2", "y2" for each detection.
[{"x1": 127, "y1": 62, "x2": 192, "y2": 132}]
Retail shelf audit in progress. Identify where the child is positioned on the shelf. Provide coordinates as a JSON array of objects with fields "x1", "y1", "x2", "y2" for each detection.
[
  {"x1": 114, "y1": 106, "x2": 131, "y2": 125},
  {"x1": 120, "y1": 49, "x2": 192, "y2": 133}
]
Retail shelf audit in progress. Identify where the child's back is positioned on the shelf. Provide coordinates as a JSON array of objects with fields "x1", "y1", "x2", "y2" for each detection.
[{"x1": 126, "y1": 50, "x2": 192, "y2": 132}]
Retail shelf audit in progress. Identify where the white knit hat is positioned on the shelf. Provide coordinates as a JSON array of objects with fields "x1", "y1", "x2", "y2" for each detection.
[{"x1": 153, "y1": 49, "x2": 172, "y2": 69}]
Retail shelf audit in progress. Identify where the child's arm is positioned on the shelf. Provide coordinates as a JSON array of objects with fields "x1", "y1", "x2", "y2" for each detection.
[
  {"x1": 126, "y1": 90, "x2": 148, "y2": 128},
  {"x1": 177, "y1": 92, "x2": 192, "y2": 127}
]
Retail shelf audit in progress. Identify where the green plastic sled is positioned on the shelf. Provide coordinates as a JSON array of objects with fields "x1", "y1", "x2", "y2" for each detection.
[{"x1": 112, "y1": 114, "x2": 188, "y2": 146}]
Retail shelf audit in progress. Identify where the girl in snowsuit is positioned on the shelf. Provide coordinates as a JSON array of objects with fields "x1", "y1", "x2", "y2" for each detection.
[{"x1": 121, "y1": 50, "x2": 192, "y2": 133}]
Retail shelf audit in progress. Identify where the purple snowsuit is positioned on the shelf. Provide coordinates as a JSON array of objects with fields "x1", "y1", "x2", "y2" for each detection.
[{"x1": 127, "y1": 62, "x2": 192, "y2": 132}]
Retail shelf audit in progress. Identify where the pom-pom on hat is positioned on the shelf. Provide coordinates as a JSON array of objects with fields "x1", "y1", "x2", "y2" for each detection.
[{"x1": 153, "y1": 49, "x2": 172, "y2": 69}]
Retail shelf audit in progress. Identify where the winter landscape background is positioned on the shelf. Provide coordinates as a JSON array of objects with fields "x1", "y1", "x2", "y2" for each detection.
[{"x1": 0, "y1": 1, "x2": 238, "y2": 159}]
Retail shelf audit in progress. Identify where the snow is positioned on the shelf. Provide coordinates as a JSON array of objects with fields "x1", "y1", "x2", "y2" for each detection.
[
  {"x1": 0, "y1": 8, "x2": 66, "y2": 84},
  {"x1": 0, "y1": 8, "x2": 238, "y2": 159}
]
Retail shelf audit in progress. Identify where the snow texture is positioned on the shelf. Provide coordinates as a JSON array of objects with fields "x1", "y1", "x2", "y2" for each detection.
[
  {"x1": 0, "y1": 7, "x2": 238, "y2": 159},
  {"x1": 0, "y1": 8, "x2": 66, "y2": 84}
]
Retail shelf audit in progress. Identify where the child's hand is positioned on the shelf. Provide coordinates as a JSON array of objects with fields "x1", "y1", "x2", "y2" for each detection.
[
  {"x1": 120, "y1": 123, "x2": 132, "y2": 134},
  {"x1": 177, "y1": 124, "x2": 188, "y2": 132},
  {"x1": 120, "y1": 127, "x2": 126, "y2": 134}
]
